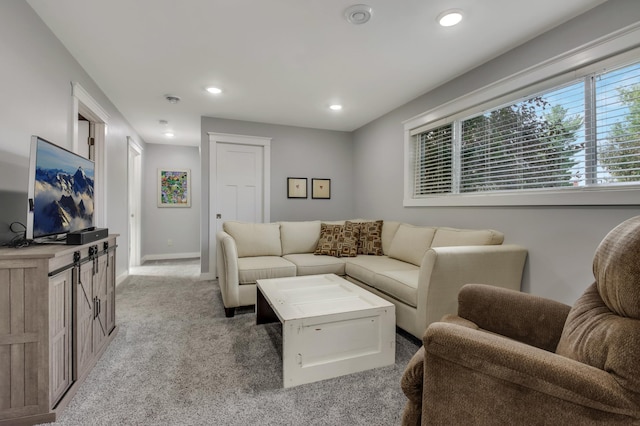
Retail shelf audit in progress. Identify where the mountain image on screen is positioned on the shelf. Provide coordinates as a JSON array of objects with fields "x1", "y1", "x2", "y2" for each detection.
[{"x1": 33, "y1": 166, "x2": 94, "y2": 236}]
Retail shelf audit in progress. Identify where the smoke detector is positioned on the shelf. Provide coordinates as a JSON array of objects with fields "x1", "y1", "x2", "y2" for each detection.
[
  {"x1": 164, "y1": 95, "x2": 181, "y2": 104},
  {"x1": 344, "y1": 4, "x2": 373, "y2": 25}
]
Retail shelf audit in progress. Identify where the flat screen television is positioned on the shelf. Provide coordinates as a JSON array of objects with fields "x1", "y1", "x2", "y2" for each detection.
[{"x1": 26, "y1": 136, "x2": 95, "y2": 241}]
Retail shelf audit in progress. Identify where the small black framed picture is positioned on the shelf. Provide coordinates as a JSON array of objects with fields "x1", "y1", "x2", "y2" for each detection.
[
  {"x1": 287, "y1": 177, "x2": 307, "y2": 198},
  {"x1": 312, "y1": 178, "x2": 331, "y2": 199}
]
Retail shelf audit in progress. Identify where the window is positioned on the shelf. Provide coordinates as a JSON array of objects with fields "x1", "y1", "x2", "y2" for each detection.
[
  {"x1": 596, "y1": 63, "x2": 640, "y2": 184},
  {"x1": 460, "y1": 81, "x2": 585, "y2": 192},
  {"x1": 406, "y1": 51, "x2": 640, "y2": 206},
  {"x1": 413, "y1": 123, "x2": 452, "y2": 195}
]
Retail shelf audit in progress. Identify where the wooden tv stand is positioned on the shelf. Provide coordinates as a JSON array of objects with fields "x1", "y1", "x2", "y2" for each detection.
[{"x1": 0, "y1": 235, "x2": 118, "y2": 425}]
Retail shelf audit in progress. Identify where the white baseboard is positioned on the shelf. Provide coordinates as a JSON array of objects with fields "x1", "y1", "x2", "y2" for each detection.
[
  {"x1": 141, "y1": 252, "x2": 200, "y2": 264},
  {"x1": 200, "y1": 272, "x2": 216, "y2": 281},
  {"x1": 116, "y1": 271, "x2": 129, "y2": 286}
]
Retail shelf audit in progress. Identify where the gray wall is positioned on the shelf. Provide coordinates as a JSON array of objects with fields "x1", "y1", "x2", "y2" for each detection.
[
  {"x1": 0, "y1": 2, "x2": 145, "y2": 279},
  {"x1": 200, "y1": 117, "x2": 353, "y2": 273},
  {"x1": 142, "y1": 144, "x2": 200, "y2": 258},
  {"x1": 352, "y1": 0, "x2": 640, "y2": 305}
]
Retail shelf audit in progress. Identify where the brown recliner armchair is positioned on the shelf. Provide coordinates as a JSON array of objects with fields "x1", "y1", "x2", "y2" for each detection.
[{"x1": 400, "y1": 216, "x2": 640, "y2": 425}]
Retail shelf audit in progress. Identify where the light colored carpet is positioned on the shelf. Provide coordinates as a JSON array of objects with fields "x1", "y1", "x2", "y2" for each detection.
[{"x1": 41, "y1": 259, "x2": 420, "y2": 425}]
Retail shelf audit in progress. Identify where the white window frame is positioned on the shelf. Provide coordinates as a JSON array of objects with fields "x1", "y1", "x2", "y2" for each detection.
[{"x1": 404, "y1": 25, "x2": 640, "y2": 207}]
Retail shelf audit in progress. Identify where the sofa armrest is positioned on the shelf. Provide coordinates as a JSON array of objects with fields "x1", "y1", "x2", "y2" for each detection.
[
  {"x1": 422, "y1": 322, "x2": 639, "y2": 422},
  {"x1": 416, "y1": 244, "x2": 528, "y2": 330},
  {"x1": 457, "y1": 283, "x2": 571, "y2": 351},
  {"x1": 216, "y1": 230, "x2": 240, "y2": 307}
]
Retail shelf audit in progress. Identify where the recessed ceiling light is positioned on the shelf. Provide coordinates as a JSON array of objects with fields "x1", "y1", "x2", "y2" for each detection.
[
  {"x1": 344, "y1": 4, "x2": 373, "y2": 25},
  {"x1": 206, "y1": 87, "x2": 222, "y2": 94},
  {"x1": 164, "y1": 132, "x2": 175, "y2": 138},
  {"x1": 437, "y1": 9, "x2": 463, "y2": 27},
  {"x1": 329, "y1": 104, "x2": 343, "y2": 111}
]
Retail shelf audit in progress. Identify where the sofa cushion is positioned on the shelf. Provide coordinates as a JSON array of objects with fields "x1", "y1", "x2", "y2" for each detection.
[
  {"x1": 345, "y1": 255, "x2": 417, "y2": 286},
  {"x1": 387, "y1": 224, "x2": 436, "y2": 266},
  {"x1": 357, "y1": 220, "x2": 384, "y2": 255},
  {"x1": 431, "y1": 227, "x2": 504, "y2": 247},
  {"x1": 237, "y1": 256, "x2": 296, "y2": 284},
  {"x1": 381, "y1": 221, "x2": 401, "y2": 255},
  {"x1": 283, "y1": 253, "x2": 346, "y2": 276},
  {"x1": 321, "y1": 220, "x2": 346, "y2": 225},
  {"x1": 314, "y1": 221, "x2": 360, "y2": 257},
  {"x1": 375, "y1": 270, "x2": 420, "y2": 308},
  {"x1": 223, "y1": 221, "x2": 282, "y2": 257},
  {"x1": 280, "y1": 221, "x2": 321, "y2": 255}
]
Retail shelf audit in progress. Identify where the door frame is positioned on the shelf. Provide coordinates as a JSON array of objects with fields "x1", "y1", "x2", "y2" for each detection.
[
  {"x1": 127, "y1": 137, "x2": 143, "y2": 268},
  {"x1": 71, "y1": 82, "x2": 109, "y2": 227},
  {"x1": 208, "y1": 132, "x2": 271, "y2": 278}
]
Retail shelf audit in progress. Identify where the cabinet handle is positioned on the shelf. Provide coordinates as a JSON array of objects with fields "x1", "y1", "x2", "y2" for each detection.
[
  {"x1": 94, "y1": 297, "x2": 107, "y2": 336},
  {"x1": 94, "y1": 297, "x2": 103, "y2": 318}
]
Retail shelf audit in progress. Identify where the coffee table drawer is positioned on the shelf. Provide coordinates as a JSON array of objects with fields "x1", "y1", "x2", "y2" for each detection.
[{"x1": 283, "y1": 307, "x2": 395, "y2": 388}]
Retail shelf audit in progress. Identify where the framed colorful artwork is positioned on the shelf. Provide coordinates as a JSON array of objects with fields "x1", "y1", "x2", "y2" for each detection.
[
  {"x1": 287, "y1": 177, "x2": 307, "y2": 199},
  {"x1": 158, "y1": 168, "x2": 191, "y2": 207},
  {"x1": 312, "y1": 178, "x2": 331, "y2": 199}
]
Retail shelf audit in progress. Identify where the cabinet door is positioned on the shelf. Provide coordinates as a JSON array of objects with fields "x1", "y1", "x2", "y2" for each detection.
[
  {"x1": 49, "y1": 268, "x2": 72, "y2": 407},
  {"x1": 105, "y1": 248, "x2": 116, "y2": 333},
  {"x1": 0, "y1": 259, "x2": 43, "y2": 416},
  {"x1": 75, "y1": 261, "x2": 94, "y2": 378},
  {"x1": 92, "y1": 254, "x2": 109, "y2": 353}
]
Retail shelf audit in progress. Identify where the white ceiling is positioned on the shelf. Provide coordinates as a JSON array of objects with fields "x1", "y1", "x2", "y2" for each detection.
[{"x1": 27, "y1": 0, "x2": 608, "y2": 147}]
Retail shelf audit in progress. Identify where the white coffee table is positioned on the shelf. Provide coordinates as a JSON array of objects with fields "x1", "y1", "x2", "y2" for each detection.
[{"x1": 256, "y1": 274, "x2": 395, "y2": 388}]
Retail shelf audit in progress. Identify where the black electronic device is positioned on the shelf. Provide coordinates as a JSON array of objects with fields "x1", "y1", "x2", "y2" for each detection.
[
  {"x1": 66, "y1": 227, "x2": 108, "y2": 245},
  {"x1": 26, "y1": 136, "x2": 96, "y2": 241}
]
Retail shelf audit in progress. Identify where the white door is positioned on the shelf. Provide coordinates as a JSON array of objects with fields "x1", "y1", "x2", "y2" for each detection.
[
  {"x1": 208, "y1": 133, "x2": 271, "y2": 278},
  {"x1": 216, "y1": 143, "x2": 264, "y2": 229},
  {"x1": 128, "y1": 138, "x2": 142, "y2": 268}
]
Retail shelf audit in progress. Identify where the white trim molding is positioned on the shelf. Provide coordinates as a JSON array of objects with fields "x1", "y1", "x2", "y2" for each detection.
[
  {"x1": 207, "y1": 132, "x2": 272, "y2": 278},
  {"x1": 116, "y1": 271, "x2": 129, "y2": 287},
  {"x1": 70, "y1": 82, "x2": 110, "y2": 226},
  {"x1": 141, "y1": 252, "x2": 201, "y2": 263},
  {"x1": 403, "y1": 23, "x2": 640, "y2": 207},
  {"x1": 403, "y1": 23, "x2": 640, "y2": 132}
]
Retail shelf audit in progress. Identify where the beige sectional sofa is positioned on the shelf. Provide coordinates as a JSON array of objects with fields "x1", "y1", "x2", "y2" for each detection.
[{"x1": 216, "y1": 220, "x2": 528, "y2": 339}]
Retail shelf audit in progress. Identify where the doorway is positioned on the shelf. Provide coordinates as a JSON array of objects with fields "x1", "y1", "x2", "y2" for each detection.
[
  {"x1": 128, "y1": 138, "x2": 142, "y2": 268},
  {"x1": 208, "y1": 132, "x2": 271, "y2": 278},
  {"x1": 77, "y1": 117, "x2": 90, "y2": 159},
  {"x1": 71, "y1": 82, "x2": 108, "y2": 227}
]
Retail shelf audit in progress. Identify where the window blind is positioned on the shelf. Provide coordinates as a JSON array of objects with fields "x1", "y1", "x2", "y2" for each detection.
[
  {"x1": 413, "y1": 124, "x2": 452, "y2": 195},
  {"x1": 410, "y1": 57, "x2": 640, "y2": 198},
  {"x1": 595, "y1": 62, "x2": 640, "y2": 185},
  {"x1": 459, "y1": 81, "x2": 585, "y2": 192}
]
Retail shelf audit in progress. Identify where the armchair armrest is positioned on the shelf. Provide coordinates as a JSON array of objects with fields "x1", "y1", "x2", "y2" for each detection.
[
  {"x1": 417, "y1": 244, "x2": 528, "y2": 328},
  {"x1": 457, "y1": 283, "x2": 571, "y2": 352},
  {"x1": 423, "y1": 323, "x2": 639, "y2": 422}
]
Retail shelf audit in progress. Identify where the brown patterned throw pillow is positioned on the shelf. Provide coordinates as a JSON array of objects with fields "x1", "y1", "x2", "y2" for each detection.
[
  {"x1": 340, "y1": 221, "x2": 360, "y2": 257},
  {"x1": 314, "y1": 221, "x2": 361, "y2": 257},
  {"x1": 315, "y1": 223, "x2": 343, "y2": 257},
  {"x1": 357, "y1": 220, "x2": 383, "y2": 255}
]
